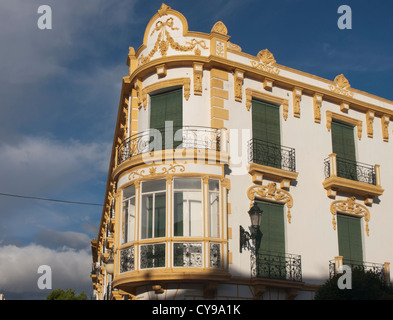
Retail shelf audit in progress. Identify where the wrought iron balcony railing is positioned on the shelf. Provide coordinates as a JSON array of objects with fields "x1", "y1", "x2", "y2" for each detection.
[
  {"x1": 248, "y1": 138, "x2": 296, "y2": 172},
  {"x1": 324, "y1": 155, "x2": 377, "y2": 185},
  {"x1": 253, "y1": 251, "x2": 302, "y2": 282},
  {"x1": 329, "y1": 258, "x2": 390, "y2": 284},
  {"x1": 117, "y1": 126, "x2": 225, "y2": 165}
]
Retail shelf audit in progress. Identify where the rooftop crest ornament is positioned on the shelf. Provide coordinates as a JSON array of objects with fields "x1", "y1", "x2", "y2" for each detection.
[
  {"x1": 328, "y1": 74, "x2": 354, "y2": 98},
  {"x1": 250, "y1": 49, "x2": 280, "y2": 75}
]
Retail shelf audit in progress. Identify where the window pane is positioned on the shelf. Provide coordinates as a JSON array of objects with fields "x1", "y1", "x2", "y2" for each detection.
[
  {"x1": 123, "y1": 185, "x2": 135, "y2": 199},
  {"x1": 209, "y1": 179, "x2": 219, "y2": 191},
  {"x1": 140, "y1": 244, "x2": 166, "y2": 269},
  {"x1": 128, "y1": 197, "x2": 136, "y2": 242},
  {"x1": 174, "y1": 192, "x2": 183, "y2": 237},
  {"x1": 141, "y1": 195, "x2": 153, "y2": 239},
  {"x1": 154, "y1": 193, "x2": 166, "y2": 237},
  {"x1": 122, "y1": 201, "x2": 128, "y2": 244},
  {"x1": 142, "y1": 179, "x2": 166, "y2": 193},
  {"x1": 174, "y1": 178, "x2": 201, "y2": 190},
  {"x1": 209, "y1": 191, "x2": 220, "y2": 238}
]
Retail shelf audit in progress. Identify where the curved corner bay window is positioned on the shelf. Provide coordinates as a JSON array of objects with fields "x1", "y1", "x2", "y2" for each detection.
[
  {"x1": 141, "y1": 179, "x2": 167, "y2": 239},
  {"x1": 173, "y1": 178, "x2": 203, "y2": 237},
  {"x1": 209, "y1": 179, "x2": 220, "y2": 238},
  {"x1": 120, "y1": 178, "x2": 223, "y2": 270},
  {"x1": 122, "y1": 185, "x2": 135, "y2": 244}
]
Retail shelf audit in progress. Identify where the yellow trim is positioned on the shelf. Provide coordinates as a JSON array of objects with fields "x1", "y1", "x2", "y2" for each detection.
[
  {"x1": 247, "y1": 182, "x2": 294, "y2": 223},
  {"x1": 330, "y1": 196, "x2": 370, "y2": 236},
  {"x1": 248, "y1": 162, "x2": 298, "y2": 183},
  {"x1": 326, "y1": 111, "x2": 363, "y2": 140},
  {"x1": 245, "y1": 88, "x2": 289, "y2": 121}
]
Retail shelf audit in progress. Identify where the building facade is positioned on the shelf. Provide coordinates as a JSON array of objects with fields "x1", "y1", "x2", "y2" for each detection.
[{"x1": 91, "y1": 4, "x2": 393, "y2": 300}]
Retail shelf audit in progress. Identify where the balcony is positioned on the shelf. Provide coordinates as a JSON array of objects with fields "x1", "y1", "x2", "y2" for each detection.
[
  {"x1": 248, "y1": 138, "x2": 298, "y2": 187},
  {"x1": 117, "y1": 126, "x2": 227, "y2": 166},
  {"x1": 329, "y1": 256, "x2": 390, "y2": 284},
  {"x1": 323, "y1": 153, "x2": 384, "y2": 202},
  {"x1": 253, "y1": 251, "x2": 302, "y2": 282}
]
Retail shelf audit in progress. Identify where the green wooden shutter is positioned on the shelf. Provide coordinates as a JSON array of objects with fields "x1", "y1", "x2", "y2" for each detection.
[
  {"x1": 256, "y1": 201, "x2": 285, "y2": 255},
  {"x1": 150, "y1": 89, "x2": 183, "y2": 150},
  {"x1": 331, "y1": 121, "x2": 357, "y2": 180},
  {"x1": 252, "y1": 99, "x2": 281, "y2": 168},
  {"x1": 337, "y1": 214, "x2": 363, "y2": 265}
]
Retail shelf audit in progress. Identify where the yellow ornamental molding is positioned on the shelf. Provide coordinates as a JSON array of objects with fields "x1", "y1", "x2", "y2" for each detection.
[
  {"x1": 234, "y1": 69, "x2": 244, "y2": 102},
  {"x1": 250, "y1": 49, "x2": 280, "y2": 75},
  {"x1": 193, "y1": 63, "x2": 203, "y2": 96},
  {"x1": 381, "y1": 115, "x2": 390, "y2": 142},
  {"x1": 128, "y1": 163, "x2": 185, "y2": 181},
  {"x1": 329, "y1": 74, "x2": 354, "y2": 98},
  {"x1": 326, "y1": 111, "x2": 362, "y2": 140},
  {"x1": 247, "y1": 182, "x2": 293, "y2": 223},
  {"x1": 366, "y1": 110, "x2": 375, "y2": 138},
  {"x1": 138, "y1": 16, "x2": 208, "y2": 65},
  {"x1": 245, "y1": 88, "x2": 289, "y2": 121},
  {"x1": 313, "y1": 94, "x2": 323, "y2": 123},
  {"x1": 292, "y1": 88, "x2": 302, "y2": 118},
  {"x1": 211, "y1": 21, "x2": 228, "y2": 35},
  {"x1": 330, "y1": 196, "x2": 370, "y2": 236}
]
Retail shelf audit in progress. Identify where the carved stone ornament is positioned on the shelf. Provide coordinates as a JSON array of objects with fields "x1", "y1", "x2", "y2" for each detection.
[
  {"x1": 138, "y1": 17, "x2": 208, "y2": 65},
  {"x1": 328, "y1": 74, "x2": 354, "y2": 98},
  {"x1": 211, "y1": 21, "x2": 228, "y2": 35},
  {"x1": 330, "y1": 196, "x2": 370, "y2": 236},
  {"x1": 250, "y1": 49, "x2": 280, "y2": 75},
  {"x1": 247, "y1": 183, "x2": 293, "y2": 223},
  {"x1": 128, "y1": 163, "x2": 185, "y2": 181}
]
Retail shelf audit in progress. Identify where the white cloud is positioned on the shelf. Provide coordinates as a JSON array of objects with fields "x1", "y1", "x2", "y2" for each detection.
[
  {"x1": 0, "y1": 244, "x2": 92, "y2": 298},
  {"x1": 0, "y1": 135, "x2": 110, "y2": 194},
  {"x1": 34, "y1": 229, "x2": 91, "y2": 250}
]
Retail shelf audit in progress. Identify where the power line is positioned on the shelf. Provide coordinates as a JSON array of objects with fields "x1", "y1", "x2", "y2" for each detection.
[{"x1": 0, "y1": 192, "x2": 103, "y2": 207}]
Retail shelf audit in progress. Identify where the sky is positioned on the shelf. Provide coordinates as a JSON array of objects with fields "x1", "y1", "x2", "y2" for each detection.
[{"x1": 0, "y1": 0, "x2": 392, "y2": 300}]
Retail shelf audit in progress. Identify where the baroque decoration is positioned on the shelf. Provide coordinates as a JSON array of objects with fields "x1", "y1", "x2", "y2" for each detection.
[
  {"x1": 128, "y1": 163, "x2": 185, "y2": 181},
  {"x1": 330, "y1": 197, "x2": 370, "y2": 236},
  {"x1": 250, "y1": 49, "x2": 280, "y2": 75},
  {"x1": 328, "y1": 74, "x2": 354, "y2": 98},
  {"x1": 138, "y1": 14, "x2": 208, "y2": 65},
  {"x1": 247, "y1": 183, "x2": 294, "y2": 223}
]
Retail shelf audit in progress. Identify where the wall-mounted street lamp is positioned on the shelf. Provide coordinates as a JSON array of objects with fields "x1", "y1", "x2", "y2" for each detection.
[{"x1": 240, "y1": 201, "x2": 263, "y2": 253}]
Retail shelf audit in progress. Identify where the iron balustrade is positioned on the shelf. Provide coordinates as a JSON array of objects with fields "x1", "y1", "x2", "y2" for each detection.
[
  {"x1": 248, "y1": 138, "x2": 296, "y2": 172},
  {"x1": 329, "y1": 259, "x2": 386, "y2": 283},
  {"x1": 324, "y1": 156, "x2": 376, "y2": 185},
  {"x1": 254, "y1": 251, "x2": 302, "y2": 282},
  {"x1": 117, "y1": 126, "x2": 224, "y2": 165}
]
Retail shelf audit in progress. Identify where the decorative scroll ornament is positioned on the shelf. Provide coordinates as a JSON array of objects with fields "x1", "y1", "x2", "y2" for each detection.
[
  {"x1": 330, "y1": 197, "x2": 370, "y2": 236},
  {"x1": 138, "y1": 17, "x2": 208, "y2": 65},
  {"x1": 128, "y1": 163, "x2": 185, "y2": 181},
  {"x1": 247, "y1": 183, "x2": 293, "y2": 223},
  {"x1": 328, "y1": 74, "x2": 354, "y2": 98},
  {"x1": 250, "y1": 49, "x2": 280, "y2": 75}
]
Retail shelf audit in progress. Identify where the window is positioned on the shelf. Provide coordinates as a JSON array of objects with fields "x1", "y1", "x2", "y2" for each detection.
[
  {"x1": 256, "y1": 201, "x2": 285, "y2": 255},
  {"x1": 141, "y1": 179, "x2": 166, "y2": 239},
  {"x1": 150, "y1": 89, "x2": 183, "y2": 150},
  {"x1": 173, "y1": 178, "x2": 203, "y2": 237},
  {"x1": 252, "y1": 99, "x2": 281, "y2": 168},
  {"x1": 256, "y1": 200, "x2": 286, "y2": 278},
  {"x1": 331, "y1": 121, "x2": 357, "y2": 180},
  {"x1": 208, "y1": 179, "x2": 220, "y2": 238},
  {"x1": 337, "y1": 214, "x2": 363, "y2": 265},
  {"x1": 122, "y1": 185, "x2": 136, "y2": 244}
]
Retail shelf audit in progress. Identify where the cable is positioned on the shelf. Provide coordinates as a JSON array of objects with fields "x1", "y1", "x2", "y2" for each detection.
[{"x1": 0, "y1": 192, "x2": 103, "y2": 207}]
